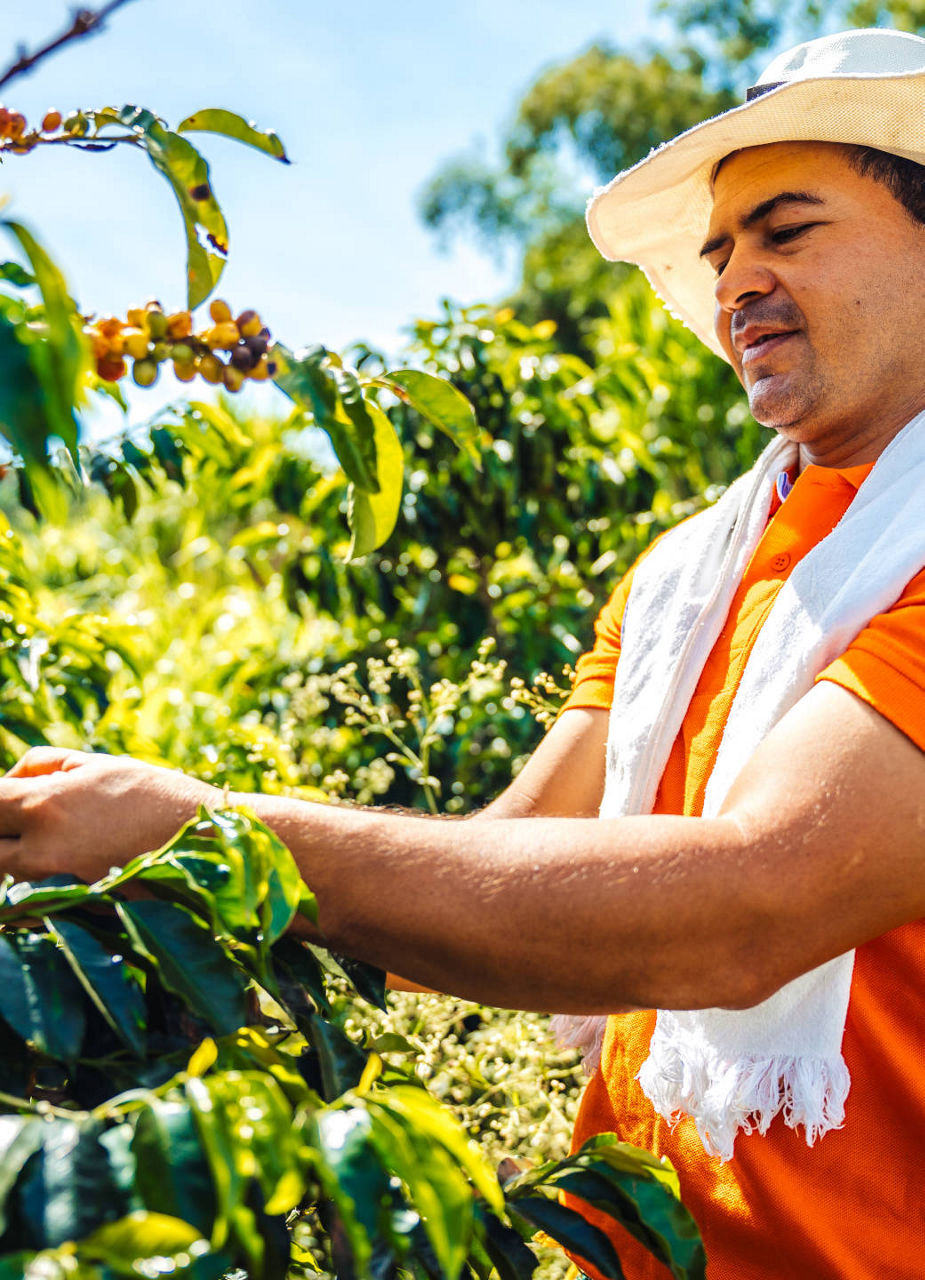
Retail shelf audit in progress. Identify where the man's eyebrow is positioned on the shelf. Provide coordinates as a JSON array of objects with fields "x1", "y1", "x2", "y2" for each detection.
[{"x1": 698, "y1": 191, "x2": 826, "y2": 259}]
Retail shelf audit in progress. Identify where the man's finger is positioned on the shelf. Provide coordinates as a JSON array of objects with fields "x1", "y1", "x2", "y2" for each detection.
[{"x1": 5, "y1": 746, "x2": 89, "y2": 778}]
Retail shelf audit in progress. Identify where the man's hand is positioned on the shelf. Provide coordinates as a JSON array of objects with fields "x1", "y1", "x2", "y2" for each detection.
[{"x1": 0, "y1": 747, "x2": 223, "y2": 882}]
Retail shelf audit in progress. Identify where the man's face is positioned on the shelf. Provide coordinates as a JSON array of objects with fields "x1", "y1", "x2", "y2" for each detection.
[{"x1": 703, "y1": 141, "x2": 925, "y2": 466}]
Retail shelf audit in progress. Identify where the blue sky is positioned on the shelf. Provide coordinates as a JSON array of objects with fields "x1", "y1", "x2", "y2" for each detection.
[{"x1": 5, "y1": 1, "x2": 665, "y2": 436}]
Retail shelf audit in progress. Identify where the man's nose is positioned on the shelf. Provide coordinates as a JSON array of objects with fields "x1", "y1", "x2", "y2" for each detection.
[{"x1": 713, "y1": 249, "x2": 776, "y2": 314}]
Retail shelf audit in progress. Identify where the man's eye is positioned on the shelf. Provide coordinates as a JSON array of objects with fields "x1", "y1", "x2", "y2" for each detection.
[{"x1": 770, "y1": 223, "x2": 818, "y2": 245}]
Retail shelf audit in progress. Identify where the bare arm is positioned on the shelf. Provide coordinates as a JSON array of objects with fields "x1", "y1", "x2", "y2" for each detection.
[{"x1": 3, "y1": 683, "x2": 924, "y2": 1014}]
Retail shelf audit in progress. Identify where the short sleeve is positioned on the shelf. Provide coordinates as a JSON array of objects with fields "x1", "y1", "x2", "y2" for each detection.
[
  {"x1": 562, "y1": 567, "x2": 636, "y2": 712},
  {"x1": 817, "y1": 565, "x2": 925, "y2": 753}
]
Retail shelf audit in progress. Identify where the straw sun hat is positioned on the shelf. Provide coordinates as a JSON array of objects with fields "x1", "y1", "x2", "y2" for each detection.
[{"x1": 586, "y1": 27, "x2": 925, "y2": 360}]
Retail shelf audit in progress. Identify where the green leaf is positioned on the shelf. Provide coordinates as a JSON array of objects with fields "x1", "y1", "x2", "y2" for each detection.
[
  {"x1": 0, "y1": 875, "x2": 90, "y2": 921},
  {"x1": 79, "y1": 1210, "x2": 207, "y2": 1274},
  {"x1": 4, "y1": 220, "x2": 86, "y2": 464},
  {"x1": 45, "y1": 918, "x2": 146, "y2": 1057},
  {"x1": 20, "y1": 1118, "x2": 127, "y2": 1248},
  {"x1": 310, "y1": 1107, "x2": 388, "y2": 1273},
  {"x1": 0, "y1": 930, "x2": 86, "y2": 1064},
  {"x1": 0, "y1": 310, "x2": 55, "y2": 465},
  {"x1": 115, "y1": 900, "x2": 248, "y2": 1034},
  {"x1": 0, "y1": 1115, "x2": 46, "y2": 1236},
  {"x1": 377, "y1": 369, "x2": 480, "y2": 467},
  {"x1": 509, "y1": 1197, "x2": 626, "y2": 1280},
  {"x1": 273, "y1": 345, "x2": 380, "y2": 492},
  {"x1": 476, "y1": 1205, "x2": 538, "y2": 1280},
  {"x1": 347, "y1": 403, "x2": 404, "y2": 559},
  {"x1": 365, "y1": 1097, "x2": 474, "y2": 1280},
  {"x1": 177, "y1": 109, "x2": 289, "y2": 163},
  {"x1": 113, "y1": 107, "x2": 228, "y2": 308},
  {"x1": 151, "y1": 426, "x2": 186, "y2": 486},
  {"x1": 269, "y1": 935, "x2": 331, "y2": 1018},
  {"x1": 305, "y1": 1012, "x2": 368, "y2": 1101},
  {"x1": 130, "y1": 1099, "x2": 216, "y2": 1236},
  {"x1": 0, "y1": 260, "x2": 35, "y2": 287}
]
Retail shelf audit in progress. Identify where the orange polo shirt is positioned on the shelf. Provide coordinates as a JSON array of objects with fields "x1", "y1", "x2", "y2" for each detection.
[{"x1": 562, "y1": 461, "x2": 925, "y2": 1278}]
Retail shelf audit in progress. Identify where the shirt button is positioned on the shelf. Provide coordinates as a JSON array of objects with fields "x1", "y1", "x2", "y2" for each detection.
[{"x1": 771, "y1": 552, "x2": 791, "y2": 572}]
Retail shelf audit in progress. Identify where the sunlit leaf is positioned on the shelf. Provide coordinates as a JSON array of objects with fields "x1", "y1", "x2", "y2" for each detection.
[
  {"x1": 177, "y1": 109, "x2": 289, "y2": 163},
  {"x1": 347, "y1": 403, "x2": 403, "y2": 559},
  {"x1": 376, "y1": 369, "x2": 480, "y2": 467}
]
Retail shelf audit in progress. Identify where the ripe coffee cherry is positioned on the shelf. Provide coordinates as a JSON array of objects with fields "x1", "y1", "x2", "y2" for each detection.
[
  {"x1": 99, "y1": 317, "x2": 124, "y2": 340},
  {"x1": 207, "y1": 321, "x2": 240, "y2": 350},
  {"x1": 222, "y1": 364, "x2": 245, "y2": 392},
  {"x1": 7, "y1": 114, "x2": 26, "y2": 141},
  {"x1": 42, "y1": 110, "x2": 62, "y2": 133},
  {"x1": 230, "y1": 343, "x2": 257, "y2": 373},
  {"x1": 124, "y1": 330, "x2": 149, "y2": 361},
  {"x1": 199, "y1": 354, "x2": 223, "y2": 384},
  {"x1": 167, "y1": 311, "x2": 192, "y2": 340},
  {"x1": 126, "y1": 307, "x2": 147, "y2": 329},
  {"x1": 97, "y1": 355, "x2": 126, "y2": 382},
  {"x1": 249, "y1": 355, "x2": 271, "y2": 381},
  {"x1": 132, "y1": 358, "x2": 158, "y2": 387},
  {"x1": 209, "y1": 298, "x2": 233, "y2": 324},
  {"x1": 236, "y1": 309, "x2": 261, "y2": 338},
  {"x1": 244, "y1": 333, "x2": 269, "y2": 358}
]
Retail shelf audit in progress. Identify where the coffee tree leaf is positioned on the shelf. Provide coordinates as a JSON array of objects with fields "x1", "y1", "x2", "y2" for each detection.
[
  {"x1": 77, "y1": 1210, "x2": 208, "y2": 1275},
  {"x1": 0, "y1": 875, "x2": 90, "y2": 922},
  {"x1": 4, "y1": 220, "x2": 86, "y2": 465},
  {"x1": 111, "y1": 107, "x2": 228, "y2": 308},
  {"x1": 309, "y1": 1107, "x2": 389, "y2": 1273},
  {"x1": 0, "y1": 310, "x2": 55, "y2": 468},
  {"x1": 475, "y1": 1204, "x2": 538, "y2": 1280},
  {"x1": 45, "y1": 918, "x2": 146, "y2": 1057},
  {"x1": 115, "y1": 900, "x2": 248, "y2": 1034},
  {"x1": 0, "y1": 260, "x2": 34, "y2": 287},
  {"x1": 0, "y1": 931, "x2": 86, "y2": 1065},
  {"x1": 347, "y1": 403, "x2": 403, "y2": 559},
  {"x1": 130, "y1": 1099, "x2": 216, "y2": 1235},
  {"x1": 365, "y1": 1097, "x2": 474, "y2": 1280},
  {"x1": 273, "y1": 344, "x2": 380, "y2": 492},
  {"x1": 0, "y1": 1115, "x2": 46, "y2": 1236},
  {"x1": 20, "y1": 1118, "x2": 127, "y2": 1249},
  {"x1": 304, "y1": 1012, "x2": 368, "y2": 1101},
  {"x1": 375, "y1": 369, "x2": 481, "y2": 468},
  {"x1": 508, "y1": 1197, "x2": 626, "y2": 1280},
  {"x1": 372, "y1": 1085, "x2": 503, "y2": 1212},
  {"x1": 177, "y1": 109, "x2": 289, "y2": 163}
]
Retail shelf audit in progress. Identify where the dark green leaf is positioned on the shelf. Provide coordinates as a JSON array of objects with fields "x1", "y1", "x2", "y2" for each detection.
[
  {"x1": 151, "y1": 426, "x2": 186, "y2": 486},
  {"x1": 0, "y1": 261, "x2": 35, "y2": 287},
  {"x1": 19, "y1": 1118, "x2": 126, "y2": 1248},
  {"x1": 310, "y1": 1107, "x2": 387, "y2": 1273},
  {"x1": 273, "y1": 345, "x2": 380, "y2": 492},
  {"x1": 115, "y1": 900, "x2": 247, "y2": 1034},
  {"x1": 177, "y1": 109, "x2": 289, "y2": 163},
  {"x1": 476, "y1": 1205, "x2": 538, "y2": 1280},
  {"x1": 0, "y1": 931, "x2": 86, "y2": 1064},
  {"x1": 46, "y1": 919, "x2": 146, "y2": 1057},
  {"x1": 0, "y1": 1116, "x2": 46, "y2": 1236},
  {"x1": 270, "y1": 935, "x2": 331, "y2": 1017},
  {"x1": 0, "y1": 875, "x2": 89, "y2": 921},
  {"x1": 329, "y1": 952, "x2": 387, "y2": 1011},
  {"x1": 0, "y1": 310, "x2": 54, "y2": 466},
  {"x1": 377, "y1": 369, "x2": 480, "y2": 467},
  {"x1": 130, "y1": 1099, "x2": 216, "y2": 1235},
  {"x1": 305, "y1": 1012, "x2": 368, "y2": 1100},
  {"x1": 509, "y1": 1197, "x2": 626, "y2": 1280}
]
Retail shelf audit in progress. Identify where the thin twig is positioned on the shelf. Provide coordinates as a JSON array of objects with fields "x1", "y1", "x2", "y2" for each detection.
[{"x1": 0, "y1": 0, "x2": 137, "y2": 93}]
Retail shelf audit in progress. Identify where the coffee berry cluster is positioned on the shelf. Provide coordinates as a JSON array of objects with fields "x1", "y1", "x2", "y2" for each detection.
[
  {"x1": 86, "y1": 300, "x2": 277, "y2": 391},
  {"x1": 0, "y1": 107, "x2": 81, "y2": 153}
]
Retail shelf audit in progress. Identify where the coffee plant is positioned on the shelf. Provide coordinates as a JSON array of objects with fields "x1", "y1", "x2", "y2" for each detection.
[{"x1": 0, "y1": 6, "x2": 714, "y2": 1279}]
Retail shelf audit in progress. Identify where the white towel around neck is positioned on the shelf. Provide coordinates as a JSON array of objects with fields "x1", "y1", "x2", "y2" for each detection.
[{"x1": 552, "y1": 411, "x2": 925, "y2": 1161}]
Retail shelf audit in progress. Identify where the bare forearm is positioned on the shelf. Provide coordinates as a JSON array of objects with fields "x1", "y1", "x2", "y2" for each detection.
[{"x1": 230, "y1": 791, "x2": 753, "y2": 1013}]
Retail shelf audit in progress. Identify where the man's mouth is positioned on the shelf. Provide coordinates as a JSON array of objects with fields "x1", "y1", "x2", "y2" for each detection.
[{"x1": 740, "y1": 330, "x2": 798, "y2": 364}]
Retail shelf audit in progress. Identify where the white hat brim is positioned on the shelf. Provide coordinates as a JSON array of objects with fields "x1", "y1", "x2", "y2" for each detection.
[{"x1": 586, "y1": 71, "x2": 925, "y2": 361}]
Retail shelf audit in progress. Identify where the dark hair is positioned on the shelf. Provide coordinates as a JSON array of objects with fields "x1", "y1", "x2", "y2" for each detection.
[{"x1": 842, "y1": 145, "x2": 925, "y2": 226}]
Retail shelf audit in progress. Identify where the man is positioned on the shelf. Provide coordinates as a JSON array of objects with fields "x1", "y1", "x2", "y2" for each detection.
[{"x1": 3, "y1": 25, "x2": 925, "y2": 1280}]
